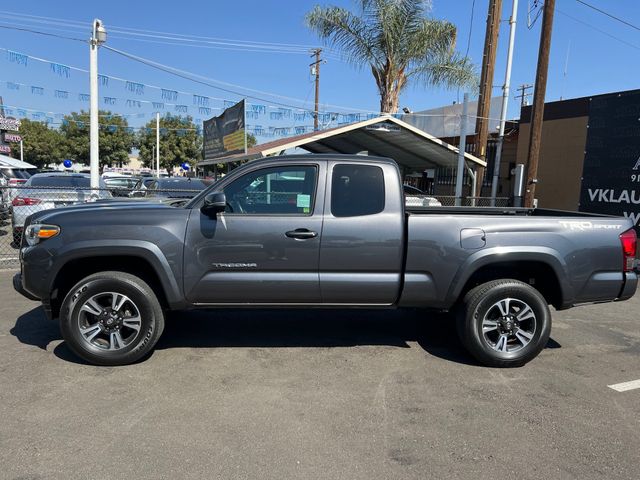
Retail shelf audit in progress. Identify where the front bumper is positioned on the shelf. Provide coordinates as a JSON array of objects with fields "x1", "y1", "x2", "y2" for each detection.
[{"x1": 13, "y1": 272, "x2": 40, "y2": 301}]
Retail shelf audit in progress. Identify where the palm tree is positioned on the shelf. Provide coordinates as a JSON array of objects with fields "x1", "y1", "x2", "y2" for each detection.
[{"x1": 306, "y1": 0, "x2": 477, "y2": 114}]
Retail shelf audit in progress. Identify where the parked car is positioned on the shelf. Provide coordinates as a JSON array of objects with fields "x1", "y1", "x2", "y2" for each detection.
[
  {"x1": 128, "y1": 177, "x2": 157, "y2": 197},
  {"x1": 0, "y1": 175, "x2": 9, "y2": 221},
  {"x1": 103, "y1": 176, "x2": 140, "y2": 197},
  {"x1": 0, "y1": 155, "x2": 38, "y2": 202},
  {"x1": 11, "y1": 173, "x2": 111, "y2": 243},
  {"x1": 144, "y1": 177, "x2": 211, "y2": 198},
  {"x1": 13, "y1": 155, "x2": 638, "y2": 367},
  {"x1": 403, "y1": 184, "x2": 442, "y2": 207}
]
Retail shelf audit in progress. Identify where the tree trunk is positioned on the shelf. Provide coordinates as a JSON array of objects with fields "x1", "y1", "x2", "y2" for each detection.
[{"x1": 379, "y1": 90, "x2": 400, "y2": 114}]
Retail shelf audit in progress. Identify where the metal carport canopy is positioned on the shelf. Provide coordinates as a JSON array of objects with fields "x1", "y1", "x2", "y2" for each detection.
[{"x1": 197, "y1": 115, "x2": 486, "y2": 170}]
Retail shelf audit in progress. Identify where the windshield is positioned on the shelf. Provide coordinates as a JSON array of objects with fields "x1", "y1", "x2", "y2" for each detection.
[{"x1": 0, "y1": 168, "x2": 34, "y2": 180}]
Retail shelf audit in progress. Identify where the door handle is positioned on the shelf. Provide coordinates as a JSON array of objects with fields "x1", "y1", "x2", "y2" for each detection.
[{"x1": 285, "y1": 228, "x2": 318, "y2": 239}]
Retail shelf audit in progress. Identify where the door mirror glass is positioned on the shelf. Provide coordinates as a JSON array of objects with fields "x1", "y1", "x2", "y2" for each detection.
[{"x1": 201, "y1": 192, "x2": 226, "y2": 216}]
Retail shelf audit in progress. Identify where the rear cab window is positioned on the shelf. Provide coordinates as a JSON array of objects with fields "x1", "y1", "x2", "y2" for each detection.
[{"x1": 331, "y1": 164, "x2": 385, "y2": 217}]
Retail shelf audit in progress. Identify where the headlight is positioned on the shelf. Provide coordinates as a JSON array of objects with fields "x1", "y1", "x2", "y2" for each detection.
[{"x1": 24, "y1": 224, "x2": 60, "y2": 246}]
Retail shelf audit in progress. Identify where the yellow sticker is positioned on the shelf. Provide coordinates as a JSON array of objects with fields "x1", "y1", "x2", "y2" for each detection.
[{"x1": 303, "y1": 207, "x2": 310, "y2": 213}]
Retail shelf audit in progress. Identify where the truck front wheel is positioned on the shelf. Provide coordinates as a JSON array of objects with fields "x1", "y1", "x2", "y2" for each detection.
[
  {"x1": 457, "y1": 279, "x2": 551, "y2": 367},
  {"x1": 60, "y1": 271, "x2": 165, "y2": 366}
]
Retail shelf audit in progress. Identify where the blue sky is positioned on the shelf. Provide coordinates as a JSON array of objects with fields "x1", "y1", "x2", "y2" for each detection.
[{"x1": 0, "y1": 0, "x2": 639, "y2": 137}]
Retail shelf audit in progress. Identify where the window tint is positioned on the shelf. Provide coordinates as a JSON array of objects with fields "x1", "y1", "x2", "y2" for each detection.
[
  {"x1": 223, "y1": 166, "x2": 317, "y2": 215},
  {"x1": 331, "y1": 164, "x2": 385, "y2": 217},
  {"x1": 0, "y1": 168, "x2": 32, "y2": 179},
  {"x1": 105, "y1": 178, "x2": 135, "y2": 187},
  {"x1": 28, "y1": 176, "x2": 91, "y2": 188}
]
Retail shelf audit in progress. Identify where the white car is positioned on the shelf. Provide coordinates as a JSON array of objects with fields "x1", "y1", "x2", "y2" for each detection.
[{"x1": 403, "y1": 184, "x2": 442, "y2": 207}]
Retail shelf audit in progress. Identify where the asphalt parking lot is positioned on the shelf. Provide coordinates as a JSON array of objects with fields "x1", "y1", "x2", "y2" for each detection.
[{"x1": 0, "y1": 270, "x2": 638, "y2": 480}]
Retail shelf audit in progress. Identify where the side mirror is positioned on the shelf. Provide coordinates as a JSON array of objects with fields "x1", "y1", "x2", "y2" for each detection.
[{"x1": 201, "y1": 192, "x2": 226, "y2": 217}]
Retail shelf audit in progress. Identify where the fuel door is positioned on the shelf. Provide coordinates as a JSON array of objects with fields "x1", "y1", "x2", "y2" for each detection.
[{"x1": 460, "y1": 228, "x2": 486, "y2": 249}]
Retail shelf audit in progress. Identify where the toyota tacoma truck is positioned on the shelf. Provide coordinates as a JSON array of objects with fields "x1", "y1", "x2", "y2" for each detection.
[{"x1": 13, "y1": 155, "x2": 638, "y2": 367}]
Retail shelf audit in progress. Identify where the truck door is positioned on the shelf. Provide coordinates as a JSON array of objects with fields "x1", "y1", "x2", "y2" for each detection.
[
  {"x1": 183, "y1": 162, "x2": 325, "y2": 304},
  {"x1": 319, "y1": 161, "x2": 404, "y2": 305}
]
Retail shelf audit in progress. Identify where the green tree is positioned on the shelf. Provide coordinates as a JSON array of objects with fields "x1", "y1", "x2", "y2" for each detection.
[
  {"x1": 138, "y1": 115, "x2": 203, "y2": 171},
  {"x1": 60, "y1": 110, "x2": 135, "y2": 167},
  {"x1": 306, "y1": 0, "x2": 477, "y2": 113},
  {"x1": 12, "y1": 119, "x2": 67, "y2": 168}
]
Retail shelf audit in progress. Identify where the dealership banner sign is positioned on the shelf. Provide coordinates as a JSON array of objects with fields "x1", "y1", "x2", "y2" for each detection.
[
  {"x1": 579, "y1": 91, "x2": 640, "y2": 229},
  {"x1": 3, "y1": 133, "x2": 21, "y2": 143},
  {"x1": 203, "y1": 99, "x2": 246, "y2": 161},
  {"x1": 0, "y1": 116, "x2": 21, "y2": 131}
]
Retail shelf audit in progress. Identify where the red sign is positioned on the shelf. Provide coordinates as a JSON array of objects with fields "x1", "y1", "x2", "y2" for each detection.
[
  {"x1": 3, "y1": 133, "x2": 21, "y2": 143},
  {"x1": 0, "y1": 145, "x2": 11, "y2": 153}
]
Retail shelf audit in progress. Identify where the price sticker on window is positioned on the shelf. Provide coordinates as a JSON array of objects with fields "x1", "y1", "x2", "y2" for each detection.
[{"x1": 296, "y1": 194, "x2": 311, "y2": 209}]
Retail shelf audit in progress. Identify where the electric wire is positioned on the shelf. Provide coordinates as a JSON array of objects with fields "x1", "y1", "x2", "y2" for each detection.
[
  {"x1": 556, "y1": 8, "x2": 640, "y2": 51},
  {"x1": 574, "y1": 0, "x2": 640, "y2": 32}
]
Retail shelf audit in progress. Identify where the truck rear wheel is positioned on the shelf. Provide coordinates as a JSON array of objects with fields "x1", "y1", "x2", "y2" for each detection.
[
  {"x1": 457, "y1": 279, "x2": 551, "y2": 367},
  {"x1": 60, "y1": 271, "x2": 165, "y2": 366}
]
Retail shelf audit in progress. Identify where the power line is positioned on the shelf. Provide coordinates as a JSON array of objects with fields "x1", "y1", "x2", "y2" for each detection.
[
  {"x1": 0, "y1": 23, "x2": 85, "y2": 42},
  {"x1": 464, "y1": 0, "x2": 476, "y2": 57},
  {"x1": 574, "y1": 0, "x2": 640, "y2": 32},
  {"x1": 0, "y1": 42, "x2": 505, "y2": 122},
  {"x1": 0, "y1": 11, "x2": 343, "y2": 57},
  {"x1": 556, "y1": 8, "x2": 640, "y2": 51},
  {"x1": 102, "y1": 45, "x2": 320, "y2": 112}
]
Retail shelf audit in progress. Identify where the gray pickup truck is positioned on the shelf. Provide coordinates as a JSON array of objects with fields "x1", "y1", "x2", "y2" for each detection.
[{"x1": 13, "y1": 154, "x2": 638, "y2": 367}]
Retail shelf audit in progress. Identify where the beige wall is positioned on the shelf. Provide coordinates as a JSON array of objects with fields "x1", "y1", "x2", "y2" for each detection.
[{"x1": 517, "y1": 117, "x2": 588, "y2": 211}]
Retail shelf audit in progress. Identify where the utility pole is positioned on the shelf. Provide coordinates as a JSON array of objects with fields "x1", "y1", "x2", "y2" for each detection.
[
  {"x1": 156, "y1": 112, "x2": 160, "y2": 177},
  {"x1": 490, "y1": 0, "x2": 519, "y2": 205},
  {"x1": 515, "y1": 84, "x2": 533, "y2": 108},
  {"x1": 474, "y1": 0, "x2": 503, "y2": 198},
  {"x1": 455, "y1": 93, "x2": 470, "y2": 207},
  {"x1": 310, "y1": 48, "x2": 322, "y2": 131},
  {"x1": 525, "y1": 0, "x2": 556, "y2": 208},
  {"x1": 89, "y1": 19, "x2": 106, "y2": 190}
]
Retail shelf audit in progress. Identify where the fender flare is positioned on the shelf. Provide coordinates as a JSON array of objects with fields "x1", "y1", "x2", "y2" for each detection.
[
  {"x1": 48, "y1": 240, "x2": 184, "y2": 306},
  {"x1": 445, "y1": 246, "x2": 574, "y2": 308}
]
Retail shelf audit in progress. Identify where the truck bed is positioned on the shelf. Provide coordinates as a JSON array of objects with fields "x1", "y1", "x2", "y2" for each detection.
[{"x1": 405, "y1": 206, "x2": 612, "y2": 217}]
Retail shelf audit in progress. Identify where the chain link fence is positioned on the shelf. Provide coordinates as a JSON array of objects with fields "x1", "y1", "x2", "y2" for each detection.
[
  {"x1": 432, "y1": 196, "x2": 512, "y2": 207},
  {"x1": 1, "y1": 185, "x2": 514, "y2": 270}
]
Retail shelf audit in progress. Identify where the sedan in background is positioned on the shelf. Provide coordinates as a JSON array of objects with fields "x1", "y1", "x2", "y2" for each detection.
[
  {"x1": 103, "y1": 176, "x2": 140, "y2": 197},
  {"x1": 11, "y1": 173, "x2": 111, "y2": 243},
  {"x1": 145, "y1": 177, "x2": 211, "y2": 199},
  {"x1": 403, "y1": 184, "x2": 442, "y2": 207},
  {"x1": 128, "y1": 177, "x2": 158, "y2": 197}
]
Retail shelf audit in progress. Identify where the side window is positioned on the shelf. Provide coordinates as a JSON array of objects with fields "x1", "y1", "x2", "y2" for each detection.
[
  {"x1": 223, "y1": 166, "x2": 317, "y2": 215},
  {"x1": 331, "y1": 164, "x2": 385, "y2": 217}
]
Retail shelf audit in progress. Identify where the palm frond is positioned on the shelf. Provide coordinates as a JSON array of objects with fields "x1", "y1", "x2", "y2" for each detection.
[
  {"x1": 305, "y1": 6, "x2": 382, "y2": 67},
  {"x1": 407, "y1": 53, "x2": 478, "y2": 89}
]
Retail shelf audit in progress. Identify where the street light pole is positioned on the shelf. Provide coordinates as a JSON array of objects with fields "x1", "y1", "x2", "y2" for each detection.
[
  {"x1": 156, "y1": 112, "x2": 160, "y2": 177},
  {"x1": 490, "y1": 0, "x2": 519, "y2": 206},
  {"x1": 89, "y1": 19, "x2": 106, "y2": 190}
]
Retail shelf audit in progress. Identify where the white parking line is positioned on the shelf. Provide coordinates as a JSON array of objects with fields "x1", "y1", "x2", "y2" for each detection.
[{"x1": 608, "y1": 379, "x2": 640, "y2": 392}]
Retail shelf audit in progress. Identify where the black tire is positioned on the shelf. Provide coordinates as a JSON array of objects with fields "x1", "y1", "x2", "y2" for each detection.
[
  {"x1": 457, "y1": 279, "x2": 551, "y2": 367},
  {"x1": 60, "y1": 271, "x2": 165, "y2": 366}
]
